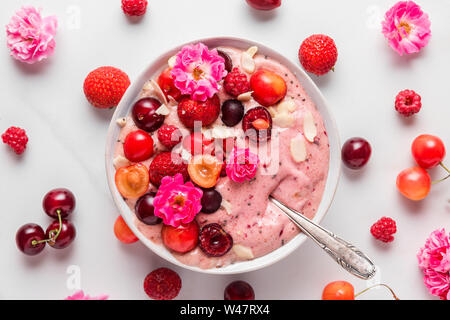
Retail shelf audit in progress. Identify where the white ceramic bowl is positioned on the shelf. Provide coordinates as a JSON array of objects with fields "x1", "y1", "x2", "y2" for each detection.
[{"x1": 105, "y1": 37, "x2": 341, "y2": 275}]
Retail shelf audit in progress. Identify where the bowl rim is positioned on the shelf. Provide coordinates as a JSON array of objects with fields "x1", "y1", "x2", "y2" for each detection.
[{"x1": 105, "y1": 36, "x2": 341, "y2": 275}]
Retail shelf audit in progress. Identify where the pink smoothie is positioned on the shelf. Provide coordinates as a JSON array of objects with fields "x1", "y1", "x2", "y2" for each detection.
[{"x1": 113, "y1": 46, "x2": 329, "y2": 269}]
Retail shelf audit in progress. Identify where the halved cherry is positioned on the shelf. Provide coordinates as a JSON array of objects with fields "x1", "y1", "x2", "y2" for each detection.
[
  {"x1": 161, "y1": 221, "x2": 199, "y2": 253},
  {"x1": 242, "y1": 106, "x2": 273, "y2": 142},
  {"x1": 123, "y1": 130, "x2": 154, "y2": 162},
  {"x1": 188, "y1": 154, "x2": 222, "y2": 188},
  {"x1": 114, "y1": 216, "x2": 138, "y2": 244},
  {"x1": 115, "y1": 163, "x2": 149, "y2": 198}
]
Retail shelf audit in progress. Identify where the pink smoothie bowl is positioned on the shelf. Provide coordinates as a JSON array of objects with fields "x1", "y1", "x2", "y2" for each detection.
[{"x1": 105, "y1": 37, "x2": 341, "y2": 275}]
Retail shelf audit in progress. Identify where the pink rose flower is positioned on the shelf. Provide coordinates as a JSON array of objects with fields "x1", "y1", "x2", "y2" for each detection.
[
  {"x1": 171, "y1": 43, "x2": 227, "y2": 101},
  {"x1": 153, "y1": 173, "x2": 203, "y2": 227},
  {"x1": 226, "y1": 147, "x2": 259, "y2": 183},
  {"x1": 381, "y1": 1, "x2": 431, "y2": 56},
  {"x1": 65, "y1": 290, "x2": 109, "y2": 300},
  {"x1": 5, "y1": 6, "x2": 58, "y2": 64}
]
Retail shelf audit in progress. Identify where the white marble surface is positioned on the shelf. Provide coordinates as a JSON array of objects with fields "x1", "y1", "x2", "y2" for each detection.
[{"x1": 0, "y1": 0, "x2": 449, "y2": 300}]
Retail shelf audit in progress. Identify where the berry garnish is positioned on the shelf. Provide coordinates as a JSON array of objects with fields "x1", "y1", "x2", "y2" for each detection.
[
  {"x1": 177, "y1": 95, "x2": 221, "y2": 128},
  {"x1": 46, "y1": 219, "x2": 76, "y2": 249},
  {"x1": 224, "y1": 68, "x2": 250, "y2": 97},
  {"x1": 242, "y1": 107, "x2": 272, "y2": 142},
  {"x1": 221, "y1": 99, "x2": 244, "y2": 127},
  {"x1": 395, "y1": 90, "x2": 421, "y2": 117},
  {"x1": 412, "y1": 134, "x2": 446, "y2": 169},
  {"x1": 2, "y1": 126, "x2": 28, "y2": 155},
  {"x1": 217, "y1": 50, "x2": 233, "y2": 73},
  {"x1": 115, "y1": 163, "x2": 150, "y2": 198},
  {"x1": 182, "y1": 132, "x2": 214, "y2": 156},
  {"x1": 370, "y1": 217, "x2": 397, "y2": 243},
  {"x1": 143, "y1": 267, "x2": 182, "y2": 300},
  {"x1": 135, "y1": 193, "x2": 162, "y2": 225},
  {"x1": 114, "y1": 216, "x2": 138, "y2": 244},
  {"x1": 16, "y1": 223, "x2": 46, "y2": 256},
  {"x1": 188, "y1": 154, "x2": 222, "y2": 188},
  {"x1": 161, "y1": 221, "x2": 199, "y2": 253},
  {"x1": 322, "y1": 281, "x2": 354, "y2": 300},
  {"x1": 157, "y1": 124, "x2": 182, "y2": 150},
  {"x1": 224, "y1": 281, "x2": 255, "y2": 300},
  {"x1": 132, "y1": 97, "x2": 165, "y2": 132},
  {"x1": 250, "y1": 69, "x2": 287, "y2": 107},
  {"x1": 341, "y1": 137, "x2": 372, "y2": 169},
  {"x1": 299, "y1": 34, "x2": 338, "y2": 76},
  {"x1": 246, "y1": 0, "x2": 281, "y2": 10},
  {"x1": 201, "y1": 189, "x2": 222, "y2": 214},
  {"x1": 199, "y1": 223, "x2": 233, "y2": 257},
  {"x1": 158, "y1": 68, "x2": 182, "y2": 101},
  {"x1": 396, "y1": 167, "x2": 431, "y2": 201},
  {"x1": 83, "y1": 66, "x2": 130, "y2": 109},
  {"x1": 149, "y1": 152, "x2": 188, "y2": 187},
  {"x1": 42, "y1": 188, "x2": 76, "y2": 219},
  {"x1": 123, "y1": 130, "x2": 154, "y2": 162},
  {"x1": 121, "y1": 0, "x2": 148, "y2": 17}
]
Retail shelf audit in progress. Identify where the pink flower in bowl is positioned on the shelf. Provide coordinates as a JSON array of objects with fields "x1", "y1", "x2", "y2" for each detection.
[
  {"x1": 65, "y1": 290, "x2": 108, "y2": 300},
  {"x1": 171, "y1": 43, "x2": 227, "y2": 101},
  {"x1": 5, "y1": 6, "x2": 58, "y2": 64},
  {"x1": 153, "y1": 173, "x2": 203, "y2": 228},
  {"x1": 226, "y1": 147, "x2": 259, "y2": 183},
  {"x1": 381, "y1": 1, "x2": 431, "y2": 56}
]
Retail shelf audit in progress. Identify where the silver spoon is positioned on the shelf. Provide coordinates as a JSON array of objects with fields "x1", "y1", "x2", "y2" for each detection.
[{"x1": 270, "y1": 197, "x2": 376, "y2": 280}]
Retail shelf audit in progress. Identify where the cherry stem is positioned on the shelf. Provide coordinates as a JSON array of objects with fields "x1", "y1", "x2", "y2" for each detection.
[
  {"x1": 440, "y1": 162, "x2": 450, "y2": 174},
  {"x1": 355, "y1": 284, "x2": 399, "y2": 300},
  {"x1": 31, "y1": 210, "x2": 62, "y2": 246}
]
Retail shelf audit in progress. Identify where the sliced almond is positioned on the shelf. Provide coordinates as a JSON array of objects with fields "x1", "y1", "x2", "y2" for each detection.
[
  {"x1": 211, "y1": 126, "x2": 235, "y2": 139},
  {"x1": 221, "y1": 199, "x2": 232, "y2": 215},
  {"x1": 245, "y1": 46, "x2": 258, "y2": 58},
  {"x1": 155, "y1": 104, "x2": 170, "y2": 116},
  {"x1": 168, "y1": 55, "x2": 177, "y2": 68},
  {"x1": 116, "y1": 117, "x2": 127, "y2": 127},
  {"x1": 232, "y1": 245, "x2": 254, "y2": 260},
  {"x1": 303, "y1": 111, "x2": 317, "y2": 142},
  {"x1": 113, "y1": 155, "x2": 130, "y2": 169},
  {"x1": 273, "y1": 112, "x2": 295, "y2": 128},
  {"x1": 150, "y1": 79, "x2": 168, "y2": 105},
  {"x1": 278, "y1": 100, "x2": 297, "y2": 113},
  {"x1": 290, "y1": 135, "x2": 307, "y2": 163},
  {"x1": 167, "y1": 95, "x2": 178, "y2": 106},
  {"x1": 237, "y1": 91, "x2": 253, "y2": 102},
  {"x1": 180, "y1": 149, "x2": 192, "y2": 162},
  {"x1": 241, "y1": 52, "x2": 256, "y2": 74}
]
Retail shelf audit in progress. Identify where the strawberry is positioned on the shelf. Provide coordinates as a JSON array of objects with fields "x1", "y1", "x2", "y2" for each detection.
[
  {"x1": 299, "y1": 34, "x2": 338, "y2": 76},
  {"x1": 143, "y1": 268, "x2": 181, "y2": 300},
  {"x1": 177, "y1": 95, "x2": 220, "y2": 128},
  {"x1": 148, "y1": 152, "x2": 188, "y2": 186}
]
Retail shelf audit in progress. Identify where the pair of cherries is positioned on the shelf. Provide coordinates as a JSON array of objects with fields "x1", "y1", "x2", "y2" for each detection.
[{"x1": 16, "y1": 188, "x2": 77, "y2": 256}]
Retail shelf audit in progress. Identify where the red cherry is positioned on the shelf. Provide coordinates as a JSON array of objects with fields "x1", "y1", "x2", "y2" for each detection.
[
  {"x1": 161, "y1": 221, "x2": 199, "y2": 253},
  {"x1": 396, "y1": 167, "x2": 431, "y2": 201},
  {"x1": 16, "y1": 223, "x2": 46, "y2": 256},
  {"x1": 322, "y1": 281, "x2": 355, "y2": 300},
  {"x1": 158, "y1": 68, "x2": 182, "y2": 101},
  {"x1": 45, "y1": 220, "x2": 76, "y2": 249},
  {"x1": 224, "y1": 281, "x2": 255, "y2": 300},
  {"x1": 43, "y1": 188, "x2": 76, "y2": 219},
  {"x1": 114, "y1": 216, "x2": 139, "y2": 244},
  {"x1": 341, "y1": 137, "x2": 372, "y2": 169},
  {"x1": 123, "y1": 130, "x2": 154, "y2": 162},
  {"x1": 411, "y1": 134, "x2": 446, "y2": 169},
  {"x1": 132, "y1": 97, "x2": 165, "y2": 132},
  {"x1": 250, "y1": 69, "x2": 287, "y2": 107},
  {"x1": 246, "y1": 0, "x2": 281, "y2": 10}
]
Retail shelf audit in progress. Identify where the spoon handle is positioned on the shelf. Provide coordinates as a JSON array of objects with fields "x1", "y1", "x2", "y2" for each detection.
[{"x1": 270, "y1": 197, "x2": 376, "y2": 280}]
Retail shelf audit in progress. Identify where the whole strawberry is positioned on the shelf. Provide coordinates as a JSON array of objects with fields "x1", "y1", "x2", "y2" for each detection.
[
  {"x1": 177, "y1": 95, "x2": 220, "y2": 128},
  {"x1": 121, "y1": 0, "x2": 148, "y2": 17},
  {"x1": 299, "y1": 34, "x2": 338, "y2": 76},
  {"x1": 395, "y1": 90, "x2": 422, "y2": 117},
  {"x1": 149, "y1": 152, "x2": 188, "y2": 186},
  {"x1": 370, "y1": 217, "x2": 397, "y2": 243},
  {"x1": 83, "y1": 66, "x2": 130, "y2": 109},
  {"x1": 2, "y1": 126, "x2": 28, "y2": 154}
]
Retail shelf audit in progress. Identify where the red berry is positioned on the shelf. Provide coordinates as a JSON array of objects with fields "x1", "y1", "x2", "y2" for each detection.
[
  {"x1": 148, "y1": 152, "x2": 188, "y2": 187},
  {"x1": 46, "y1": 220, "x2": 76, "y2": 249},
  {"x1": 224, "y1": 68, "x2": 250, "y2": 97},
  {"x1": 199, "y1": 223, "x2": 233, "y2": 257},
  {"x1": 2, "y1": 126, "x2": 28, "y2": 155},
  {"x1": 396, "y1": 167, "x2": 431, "y2": 201},
  {"x1": 370, "y1": 217, "x2": 397, "y2": 243},
  {"x1": 158, "y1": 68, "x2": 182, "y2": 101},
  {"x1": 16, "y1": 223, "x2": 46, "y2": 256},
  {"x1": 322, "y1": 281, "x2": 355, "y2": 300},
  {"x1": 182, "y1": 132, "x2": 214, "y2": 156},
  {"x1": 144, "y1": 267, "x2": 182, "y2": 300},
  {"x1": 132, "y1": 97, "x2": 165, "y2": 132},
  {"x1": 43, "y1": 188, "x2": 76, "y2": 219},
  {"x1": 157, "y1": 124, "x2": 182, "y2": 150},
  {"x1": 246, "y1": 0, "x2": 281, "y2": 10},
  {"x1": 83, "y1": 66, "x2": 130, "y2": 109},
  {"x1": 161, "y1": 221, "x2": 199, "y2": 253},
  {"x1": 299, "y1": 34, "x2": 338, "y2": 76},
  {"x1": 411, "y1": 134, "x2": 445, "y2": 169},
  {"x1": 242, "y1": 107, "x2": 272, "y2": 142},
  {"x1": 224, "y1": 281, "x2": 255, "y2": 300},
  {"x1": 121, "y1": 0, "x2": 148, "y2": 16},
  {"x1": 177, "y1": 95, "x2": 220, "y2": 128},
  {"x1": 395, "y1": 90, "x2": 422, "y2": 117},
  {"x1": 123, "y1": 130, "x2": 154, "y2": 162},
  {"x1": 114, "y1": 216, "x2": 138, "y2": 244}
]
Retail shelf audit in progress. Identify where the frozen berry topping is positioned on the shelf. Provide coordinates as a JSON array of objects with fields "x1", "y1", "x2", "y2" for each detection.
[
  {"x1": 224, "y1": 68, "x2": 250, "y2": 97},
  {"x1": 2, "y1": 126, "x2": 28, "y2": 155},
  {"x1": 121, "y1": 0, "x2": 148, "y2": 16},
  {"x1": 149, "y1": 152, "x2": 188, "y2": 187},
  {"x1": 370, "y1": 217, "x2": 397, "y2": 243},
  {"x1": 143, "y1": 267, "x2": 182, "y2": 300},
  {"x1": 395, "y1": 90, "x2": 422, "y2": 117}
]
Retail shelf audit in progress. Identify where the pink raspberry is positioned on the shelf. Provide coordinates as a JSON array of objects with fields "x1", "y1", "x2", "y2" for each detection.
[
  {"x1": 370, "y1": 217, "x2": 397, "y2": 243},
  {"x1": 121, "y1": 0, "x2": 148, "y2": 17},
  {"x1": 2, "y1": 126, "x2": 28, "y2": 154},
  {"x1": 395, "y1": 90, "x2": 422, "y2": 117}
]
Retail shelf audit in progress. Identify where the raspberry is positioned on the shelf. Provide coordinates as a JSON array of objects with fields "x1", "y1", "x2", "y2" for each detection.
[
  {"x1": 395, "y1": 90, "x2": 422, "y2": 117},
  {"x1": 299, "y1": 34, "x2": 338, "y2": 76},
  {"x1": 199, "y1": 223, "x2": 233, "y2": 257},
  {"x1": 224, "y1": 68, "x2": 250, "y2": 97},
  {"x1": 121, "y1": 0, "x2": 148, "y2": 16},
  {"x1": 370, "y1": 217, "x2": 397, "y2": 243},
  {"x1": 2, "y1": 126, "x2": 28, "y2": 155},
  {"x1": 157, "y1": 125, "x2": 182, "y2": 150},
  {"x1": 149, "y1": 152, "x2": 188, "y2": 186},
  {"x1": 177, "y1": 95, "x2": 220, "y2": 128},
  {"x1": 143, "y1": 268, "x2": 181, "y2": 300},
  {"x1": 83, "y1": 66, "x2": 130, "y2": 109}
]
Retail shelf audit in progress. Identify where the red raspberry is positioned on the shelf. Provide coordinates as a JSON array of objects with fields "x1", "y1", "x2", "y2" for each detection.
[
  {"x1": 157, "y1": 125, "x2": 182, "y2": 150},
  {"x1": 143, "y1": 267, "x2": 181, "y2": 300},
  {"x1": 395, "y1": 90, "x2": 422, "y2": 117},
  {"x1": 224, "y1": 68, "x2": 250, "y2": 97},
  {"x1": 148, "y1": 152, "x2": 188, "y2": 186},
  {"x1": 299, "y1": 34, "x2": 338, "y2": 76},
  {"x1": 83, "y1": 66, "x2": 130, "y2": 109},
  {"x1": 177, "y1": 95, "x2": 220, "y2": 129},
  {"x1": 370, "y1": 217, "x2": 397, "y2": 243},
  {"x1": 2, "y1": 127, "x2": 28, "y2": 155},
  {"x1": 121, "y1": 0, "x2": 148, "y2": 16}
]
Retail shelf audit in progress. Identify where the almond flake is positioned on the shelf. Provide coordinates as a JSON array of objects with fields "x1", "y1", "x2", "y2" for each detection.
[
  {"x1": 113, "y1": 155, "x2": 130, "y2": 169},
  {"x1": 232, "y1": 245, "x2": 254, "y2": 260},
  {"x1": 155, "y1": 104, "x2": 170, "y2": 116},
  {"x1": 303, "y1": 111, "x2": 317, "y2": 142},
  {"x1": 150, "y1": 79, "x2": 168, "y2": 105},
  {"x1": 211, "y1": 126, "x2": 235, "y2": 139},
  {"x1": 290, "y1": 135, "x2": 307, "y2": 163},
  {"x1": 237, "y1": 91, "x2": 253, "y2": 102},
  {"x1": 273, "y1": 112, "x2": 295, "y2": 128},
  {"x1": 168, "y1": 55, "x2": 177, "y2": 68},
  {"x1": 278, "y1": 100, "x2": 297, "y2": 113},
  {"x1": 116, "y1": 117, "x2": 127, "y2": 127},
  {"x1": 245, "y1": 46, "x2": 258, "y2": 58},
  {"x1": 221, "y1": 199, "x2": 232, "y2": 215},
  {"x1": 241, "y1": 52, "x2": 256, "y2": 74}
]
